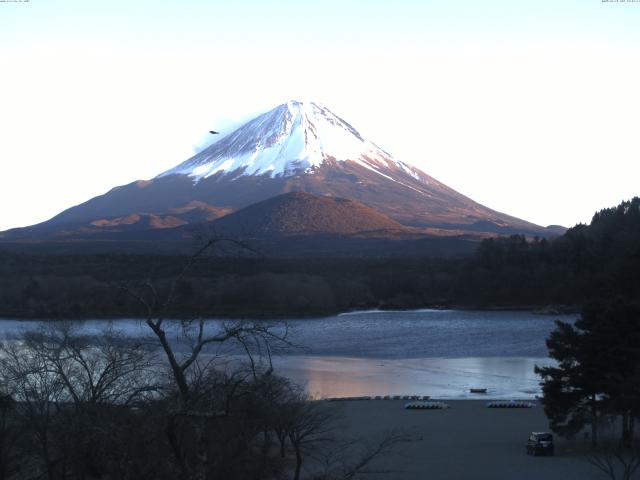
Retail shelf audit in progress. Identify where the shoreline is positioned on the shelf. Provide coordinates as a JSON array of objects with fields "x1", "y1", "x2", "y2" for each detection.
[
  {"x1": 0, "y1": 304, "x2": 581, "y2": 322},
  {"x1": 321, "y1": 395, "x2": 539, "y2": 402}
]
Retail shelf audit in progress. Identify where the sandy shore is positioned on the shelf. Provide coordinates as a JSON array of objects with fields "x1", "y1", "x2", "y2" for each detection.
[{"x1": 323, "y1": 400, "x2": 604, "y2": 480}]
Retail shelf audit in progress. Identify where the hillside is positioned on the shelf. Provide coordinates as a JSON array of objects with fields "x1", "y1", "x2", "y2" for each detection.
[{"x1": 211, "y1": 191, "x2": 406, "y2": 236}]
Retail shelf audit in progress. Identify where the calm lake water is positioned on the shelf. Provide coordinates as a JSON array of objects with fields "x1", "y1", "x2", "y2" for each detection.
[{"x1": 0, "y1": 309, "x2": 577, "y2": 399}]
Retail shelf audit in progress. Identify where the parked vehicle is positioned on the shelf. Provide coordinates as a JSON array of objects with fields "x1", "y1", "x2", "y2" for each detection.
[{"x1": 526, "y1": 432, "x2": 554, "y2": 456}]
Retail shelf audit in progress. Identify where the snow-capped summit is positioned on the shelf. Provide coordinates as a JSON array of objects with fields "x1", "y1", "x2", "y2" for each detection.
[{"x1": 158, "y1": 100, "x2": 424, "y2": 182}]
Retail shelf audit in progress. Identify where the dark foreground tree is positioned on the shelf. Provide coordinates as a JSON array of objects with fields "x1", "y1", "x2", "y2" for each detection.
[
  {"x1": 537, "y1": 300, "x2": 640, "y2": 448},
  {"x1": 535, "y1": 318, "x2": 604, "y2": 445}
]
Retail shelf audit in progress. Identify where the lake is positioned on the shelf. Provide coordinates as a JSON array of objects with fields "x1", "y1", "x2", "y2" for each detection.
[{"x1": 0, "y1": 309, "x2": 577, "y2": 399}]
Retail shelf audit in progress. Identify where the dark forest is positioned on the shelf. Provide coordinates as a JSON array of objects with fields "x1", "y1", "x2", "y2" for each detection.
[{"x1": 1, "y1": 198, "x2": 638, "y2": 319}]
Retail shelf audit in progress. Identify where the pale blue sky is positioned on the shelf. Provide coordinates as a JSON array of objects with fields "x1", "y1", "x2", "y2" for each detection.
[
  {"x1": 4, "y1": 1, "x2": 638, "y2": 55},
  {"x1": 1, "y1": 0, "x2": 639, "y2": 230}
]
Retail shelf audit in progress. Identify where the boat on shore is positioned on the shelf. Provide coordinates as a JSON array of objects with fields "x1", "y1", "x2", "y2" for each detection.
[{"x1": 470, "y1": 388, "x2": 487, "y2": 394}]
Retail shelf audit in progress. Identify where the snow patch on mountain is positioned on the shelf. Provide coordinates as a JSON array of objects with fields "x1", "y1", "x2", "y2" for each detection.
[{"x1": 157, "y1": 101, "x2": 426, "y2": 184}]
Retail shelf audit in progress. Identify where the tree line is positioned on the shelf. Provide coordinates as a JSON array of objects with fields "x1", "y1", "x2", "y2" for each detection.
[
  {"x1": 459, "y1": 197, "x2": 640, "y2": 307},
  {"x1": 0, "y1": 197, "x2": 638, "y2": 319}
]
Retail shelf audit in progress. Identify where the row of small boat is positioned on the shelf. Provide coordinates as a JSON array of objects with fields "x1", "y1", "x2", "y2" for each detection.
[
  {"x1": 324, "y1": 390, "x2": 487, "y2": 401},
  {"x1": 405, "y1": 401, "x2": 449, "y2": 410},
  {"x1": 324, "y1": 398, "x2": 536, "y2": 408},
  {"x1": 487, "y1": 401, "x2": 534, "y2": 408},
  {"x1": 326, "y1": 395, "x2": 431, "y2": 402}
]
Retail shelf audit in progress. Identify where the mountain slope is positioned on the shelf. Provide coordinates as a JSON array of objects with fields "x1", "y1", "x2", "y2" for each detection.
[{"x1": 1, "y1": 100, "x2": 557, "y2": 246}]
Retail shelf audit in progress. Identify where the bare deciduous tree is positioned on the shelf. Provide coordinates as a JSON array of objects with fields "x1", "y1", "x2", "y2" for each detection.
[
  {"x1": 0, "y1": 322, "x2": 162, "y2": 480},
  {"x1": 20, "y1": 322, "x2": 160, "y2": 408},
  {"x1": 1, "y1": 335, "x2": 69, "y2": 480},
  {"x1": 121, "y1": 236, "x2": 293, "y2": 480},
  {"x1": 0, "y1": 393, "x2": 20, "y2": 480},
  {"x1": 586, "y1": 429, "x2": 640, "y2": 480},
  {"x1": 312, "y1": 429, "x2": 414, "y2": 480}
]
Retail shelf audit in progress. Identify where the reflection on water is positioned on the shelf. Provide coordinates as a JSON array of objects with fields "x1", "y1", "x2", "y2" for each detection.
[
  {"x1": 0, "y1": 310, "x2": 570, "y2": 399},
  {"x1": 274, "y1": 356, "x2": 554, "y2": 400}
]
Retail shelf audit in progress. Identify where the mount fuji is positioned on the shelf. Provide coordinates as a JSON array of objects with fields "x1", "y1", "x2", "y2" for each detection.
[{"x1": 1, "y1": 100, "x2": 558, "y2": 253}]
